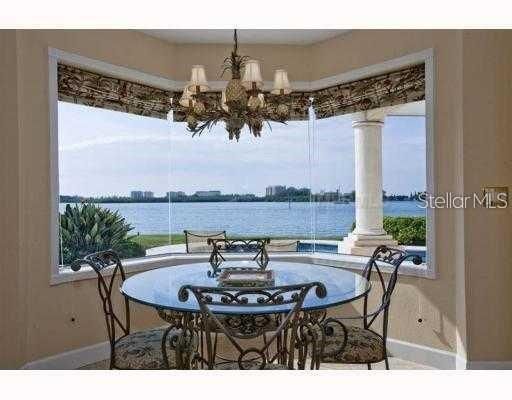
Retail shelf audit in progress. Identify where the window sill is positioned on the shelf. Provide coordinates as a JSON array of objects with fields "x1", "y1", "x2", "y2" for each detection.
[
  {"x1": 308, "y1": 252, "x2": 434, "y2": 279},
  {"x1": 50, "y1": 251, "x2": 433, "y2": 286}
]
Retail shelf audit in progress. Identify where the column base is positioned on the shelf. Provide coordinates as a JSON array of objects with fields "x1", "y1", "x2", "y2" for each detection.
[{"x1": 341, "y1": 232, "x2": 398, "y2": 256}]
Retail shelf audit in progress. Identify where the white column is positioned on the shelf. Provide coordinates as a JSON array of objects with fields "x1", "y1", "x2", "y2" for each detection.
[
  {"x1": 342, "y1": 114, "x2": 397, "y2": 256},
  {"x1": 353, "y1": 120, "x2": 386, "y2": 235}
]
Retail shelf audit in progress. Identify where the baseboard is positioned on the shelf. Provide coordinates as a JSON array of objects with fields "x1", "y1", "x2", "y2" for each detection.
[
  {"x1": 387, "y1": 338, "x2": 458, "y2": 369},
  {"x1": 467, "y1": 361, "x2": 512, "y2": 370},
  {"x1": 22, "y1": 335, "x2": 459, "y2": 370},
  {"x1": 22, "y1": 341, "x2": 110, "y2": 370},
  {"x1": 456, "y1": 354, "x2": 468, "y2": 370}
]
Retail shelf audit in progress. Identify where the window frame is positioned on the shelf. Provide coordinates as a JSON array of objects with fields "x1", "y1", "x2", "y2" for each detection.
[{"x1": 48, "y1": 47, "x2": 436, "y2": 284}]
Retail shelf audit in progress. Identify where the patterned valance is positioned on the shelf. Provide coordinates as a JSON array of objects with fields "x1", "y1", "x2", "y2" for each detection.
[
  {"x1": 57, "y1": 64, "x2": 174, "y2": 119},
  {"x1": 312, "y1": 63, "x2": 425, "y2": 119},
  {"x1": 57, "y1": 63, "x2": 424, "y2": 121}
]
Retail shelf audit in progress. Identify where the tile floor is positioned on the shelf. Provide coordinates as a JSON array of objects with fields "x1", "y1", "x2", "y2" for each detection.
[{"x1": 79, "y1": 357, "x2": 433, "y2": 370}]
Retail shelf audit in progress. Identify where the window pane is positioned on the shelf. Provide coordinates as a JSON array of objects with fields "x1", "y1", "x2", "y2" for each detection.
[
  {"x1": 310, "y1": 114, "x2": 354, "y2": 253},
  {"x1": 165, "y1": 121, "x2": 311, "y2": 254},
  {"x1": 57, "y1": 99, "x2": 427, "y2": 265},
  {"x1": 58, "y1": 102, "x2": 171, "y2": 266}
]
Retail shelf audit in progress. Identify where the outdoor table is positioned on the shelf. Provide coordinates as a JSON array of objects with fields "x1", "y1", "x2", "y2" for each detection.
[{"x1": 121, "y1": 260, "x2": 371, "y2": 368}]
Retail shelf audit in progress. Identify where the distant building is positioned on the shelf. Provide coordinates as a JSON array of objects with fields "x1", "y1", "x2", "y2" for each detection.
[
  {"x1": 194, "y1": 190, "x2": 221, "y2": 197},
  {"x1": 130, "y1": 191, "x2": 144, "y2": 200},
  {"x1": 323, "y1": 191, "x2": 339, "y2": 202},
  {"x1": 265, "y1": 185, "x2": 286, "y2": 196},
  {"x1": 167, "y1": 191, "x2": 186, "y2": 199},
  {"x1": 143, "y1": 191, "x2": 154, "y2": 199}
]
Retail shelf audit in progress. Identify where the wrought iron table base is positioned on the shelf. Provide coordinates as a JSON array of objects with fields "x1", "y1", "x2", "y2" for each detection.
[{"x1": 156, "y1": 308, "x2": 328, "y2": 370}]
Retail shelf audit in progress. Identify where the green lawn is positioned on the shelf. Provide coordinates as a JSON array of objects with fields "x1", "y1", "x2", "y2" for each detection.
[{"x1": 130, "y1": 234, "x2": 186, "y2": 249}]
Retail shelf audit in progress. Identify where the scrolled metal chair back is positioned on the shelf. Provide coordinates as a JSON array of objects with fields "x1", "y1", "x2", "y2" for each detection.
[
  {"x1": 361, "y1": 245, "x2": 422, "y2": 333},
  {"x1": 183, "y1": 230, "x2": 226, "y2": 253},
  {"x1": 71, "y1": 250, "x2": 130, "y2": 349},
  {"x1": 265, "y1": 240, "x2": 300, "y2": 253},
  {"x1": 207, "y1": 238, "x2": 270, "y2": 276},
  {"x1": 178, "y1": 282, "x2": 327, "y2": 369}
]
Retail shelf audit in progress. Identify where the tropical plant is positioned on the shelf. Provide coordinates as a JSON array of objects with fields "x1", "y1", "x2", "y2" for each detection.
[
  {"x1": 350, "y1": 216, "x2": 426, "y2": 246},
  {"x1": 59, "y1": 203, "x2": 145, "y2": 265}
]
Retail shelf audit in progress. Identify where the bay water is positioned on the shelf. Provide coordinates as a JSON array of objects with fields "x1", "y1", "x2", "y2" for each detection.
[{"x1": 60, "y1": 201, "x2": 425, "y2": 238}]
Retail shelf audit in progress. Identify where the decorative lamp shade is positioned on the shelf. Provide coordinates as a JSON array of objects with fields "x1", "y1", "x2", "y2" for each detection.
[
  {"x1": 271, "y1": 69, "x2": 291, "y2": 95},
  {"x1": 187, "y1": 65, "x2": 209, "y2": 93},
  {"x1": 179, "y1": 86, "x2": 195, "y2": 107},
  {"x1": 242, "y1": 59, "x2": 264, "y2": 90}
]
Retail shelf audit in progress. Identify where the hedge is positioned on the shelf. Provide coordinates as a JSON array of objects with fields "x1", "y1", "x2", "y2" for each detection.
[{"x1": 350, "y1": 216, "x2": 426, "y2": 245}]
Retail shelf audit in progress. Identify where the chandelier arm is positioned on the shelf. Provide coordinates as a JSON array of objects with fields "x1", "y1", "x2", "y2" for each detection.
[
  {"x1": 189, "y1": 119, "x2": 219, "y2": 137},
  {"x1": 188, "y1": 108, "x2": 230, "y2": 136}
]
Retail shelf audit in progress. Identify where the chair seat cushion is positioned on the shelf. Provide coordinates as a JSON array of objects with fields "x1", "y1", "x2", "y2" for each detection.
[
  {"x1": 208, "y1": 314, "x2": 279, "y2": 335},
  {"x1": 213, "y1": 361, "x2": 289, "y2": 370},
  {"x1": 321, "y1": 325, "x2": 385, "y2": 364},
  {"x1": 114, "y1": 327, "x2": 196, "y2": 369}
]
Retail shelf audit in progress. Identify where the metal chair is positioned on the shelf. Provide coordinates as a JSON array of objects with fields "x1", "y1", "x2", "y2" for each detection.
[
  {"x1": 179, "y1": 282, "x2": 327, "y2": 370},
  {"x1": 265, "y1": 239, "x2": 300, "y2": 252},
  {"x1": 71, "y1": 250, "x2": 196, "y2": 369},
  {"x1": 207, "y1": 238, "x2": 270, "y2": 276},
  {"x1": 319, "y1": 245, "x2": 422, "y2": 370},
  {"x1": 183, "y1": 230, "x2": 226, "y2": 253}
]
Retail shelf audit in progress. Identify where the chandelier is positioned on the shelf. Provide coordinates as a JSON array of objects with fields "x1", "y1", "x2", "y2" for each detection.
[{"x1": 177, "y1": 29, "x2": 293, "y2": 140}]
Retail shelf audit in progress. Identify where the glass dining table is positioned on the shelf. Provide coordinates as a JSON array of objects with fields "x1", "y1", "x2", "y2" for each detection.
[
  {"x1": 120, "y1": 260, "x2": 371, "y2": 368},
  {"x1": 122, "y1": 260, "x2": 370, "y2": 314}
]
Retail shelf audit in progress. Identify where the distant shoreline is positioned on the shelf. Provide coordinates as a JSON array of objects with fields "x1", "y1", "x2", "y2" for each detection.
[
  {"x1": 59, "y1": 199, "x2": 424, "y2": 204},
  {"x1": 61, "y1": 191, "x2": 425, "y2": 204}
]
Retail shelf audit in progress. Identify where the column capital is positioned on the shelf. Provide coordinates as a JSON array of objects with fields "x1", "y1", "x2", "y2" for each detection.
[
  {"x1": 351, "y1": 109, "x2": 386, "y2": 124},
  {"x1": 352, "y1": 120, "x2": 384, "y2": 128},
  {"x1": 351, "y1": 103, "x2": 411, "y2": 124}
]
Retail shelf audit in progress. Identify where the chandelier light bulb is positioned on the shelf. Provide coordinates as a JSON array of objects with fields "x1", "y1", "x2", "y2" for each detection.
[
  {"x1": 221, "y1": 90, "x2": 229, "y2": 112},
  {"x1": 248, "y1": 95, "x2": 261, "y2": 111},
  {"x1": 179, "y1": 86, "x2": 195, "y2": 108}
]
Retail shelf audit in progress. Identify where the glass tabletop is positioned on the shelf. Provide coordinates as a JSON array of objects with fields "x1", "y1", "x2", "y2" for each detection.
[{"x1": 121, "y1": 261, "x2": 370, "y2": 315}]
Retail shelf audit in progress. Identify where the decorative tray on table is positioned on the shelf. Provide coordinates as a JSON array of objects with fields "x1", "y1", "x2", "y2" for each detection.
[{"x1": 217, "y1": 269, "x2": 275, "y2": 288}]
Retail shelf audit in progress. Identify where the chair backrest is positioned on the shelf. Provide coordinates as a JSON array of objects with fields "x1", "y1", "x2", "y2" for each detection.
[
  {"x1": 183, "y1": 230, "x2": 226, "y2": 253},
  {"x1": 361, "y1": 245, "x2": 422, "y2": 334},
  {"x1": 207, "y1": 238, "x2": 270, "y2": 276},
  {"x1": 178, "y1": 282, "x2": 327, "y2": 369},
  {"x1": 71, "y1": 250, "x2": 130, "y2": 347},
  {"x1": 265, "y1": 239, "x2": 299, "y2": 252}
]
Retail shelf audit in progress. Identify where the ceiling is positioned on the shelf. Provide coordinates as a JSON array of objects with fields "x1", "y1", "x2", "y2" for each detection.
[{"x1": 140, "y1": 29, "x2": 350, "y2": 45}]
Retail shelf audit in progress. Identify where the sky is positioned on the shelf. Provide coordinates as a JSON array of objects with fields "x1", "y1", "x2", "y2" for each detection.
[{"x1": 58, "y1": 102, "x2": 426, "y2": 197}]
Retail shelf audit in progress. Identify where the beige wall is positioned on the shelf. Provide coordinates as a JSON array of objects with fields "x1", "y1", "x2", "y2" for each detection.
[
  {"x1": 8, "y1": 30, "x2": 182, "y2": 368},
  {"x1": 461, "y1": 30, "x2": 512, "y2": 361},
  {"x1": 173, "y1": 42, "x2": 311, "y2": 82},
  {"x1": 0, "y1": 30, "x2": 25, "y2": 367},
  {"x1": 1, "y1": 29, "x2": 510, "y2": 367}
]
